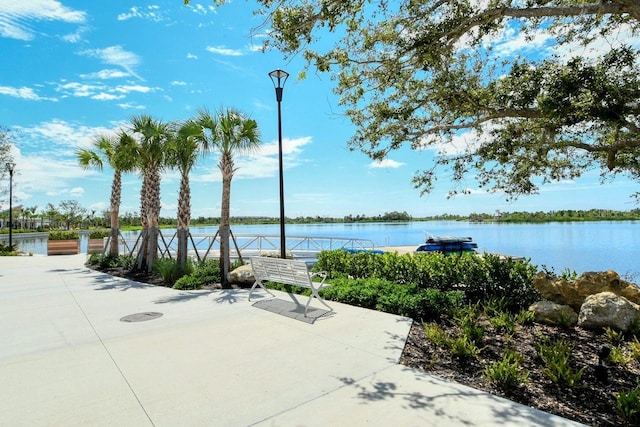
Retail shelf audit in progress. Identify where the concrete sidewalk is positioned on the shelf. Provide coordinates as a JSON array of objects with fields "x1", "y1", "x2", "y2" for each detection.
[{"x1": 0, "y1": 255, "x2": 583, "y2": 426}]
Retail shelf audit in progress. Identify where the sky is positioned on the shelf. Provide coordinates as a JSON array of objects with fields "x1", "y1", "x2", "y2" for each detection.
[{"x1": 0, "y1": 0, "x2": 639, "y2": 220}]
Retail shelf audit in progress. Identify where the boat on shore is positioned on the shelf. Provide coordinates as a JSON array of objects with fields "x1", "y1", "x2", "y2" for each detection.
[{"x1": 416, "y1": 235, "x2": 478, "y2": 255}]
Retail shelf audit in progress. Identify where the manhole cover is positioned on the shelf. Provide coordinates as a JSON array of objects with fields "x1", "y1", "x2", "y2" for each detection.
[{"x1": 120, "y1": 312, "x2": 163, "y2": 322}]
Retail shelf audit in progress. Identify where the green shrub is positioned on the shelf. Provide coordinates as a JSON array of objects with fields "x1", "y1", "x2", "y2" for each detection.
[
  {"x1": 605, "y1": 326, "x2": 625, "y2": 346},
  {"x1": 313, "y1": 249, "x2": 539, "y2": 311},
  {"x1": 48, "y1": 230, "x2": 80, "y2": 240},
  {"x1": 489, "y1": 311, "x2": 518, "y2": 337},
  {"x1": 453, "y1": 307, "x2": 485, "y2": 346},
  {"x1": 616, "y1": 383, "x2": 640, "y2": 424},
  {"x1": 153, "y1": 258, "x2": 193, "y2": 286},
  {"x1": 88, "y1": 229, "x2": 111, "y2": 239},
  {"x1": 173, "y1": 275, "x2": 203, "y2": 290},
  {"x1": 607, "y1": 346, "x2": 632, "y2": 366},
  {"x1": 173, "y1": 259, "x2": 226, "y2": 290},
  {"x1": 482, "y1": 297, "x2": 510, "y2": 317},
  {"x1": 483, "y1": 350, "x2": 530, "y2": 391},
  {"x1": 423, "y1": 322, "x2": 449, "y2": 347},
  {"x1": 319, "y1": 277, "x2": 463, "y2": 320},
  {"x1": 535, "y1": 337, "x2": 585, "y2": 387},
  {"x1": 447, "y1": 335, "x2": 482, "y2": 359},
  {"x1": 87, "y1": 254, "x2": 135, "y2": 270},
  {"x1": 0, "y1": 242, "x2": 17, "y2": 256},
  {"x1": 515, "y1": 309, "x2": 536, "y2": 326},
  {"x1": 474, "y1": 254, "x2": 539, "y2": 312},
  {"x1": 630, "y1": 337, "x2": 640, "y2": 360}
]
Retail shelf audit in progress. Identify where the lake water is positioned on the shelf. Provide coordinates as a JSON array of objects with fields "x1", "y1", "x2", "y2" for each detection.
[{"x1": 4, "y1": 221, "x2": 639, "y2": 279}]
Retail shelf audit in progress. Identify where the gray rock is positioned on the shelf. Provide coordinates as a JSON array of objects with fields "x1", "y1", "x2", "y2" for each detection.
[
  {"x1": 577, "y1": 292, "x2": 640, "y2": 331},
  {"x1": 529, "y1": 300, "x2": 578, "y2": 326}
]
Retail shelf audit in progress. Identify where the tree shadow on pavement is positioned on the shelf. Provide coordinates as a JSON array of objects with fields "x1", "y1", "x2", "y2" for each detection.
[
  {"x1": 336, "y1": 370, "x2": 576, "y2": 426},
  {"x1": 152, "y1": 288, "x2": 244, "y2": 305}
]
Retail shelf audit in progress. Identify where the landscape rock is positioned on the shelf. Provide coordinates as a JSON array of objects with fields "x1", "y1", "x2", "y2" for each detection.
[
  {"x1": 577, "y1": 292, "x2": 640, "y2": 331},
  {"x1": 533, "y1": 270, "x2": 640, "y2": 311},
  {"x1": 529, "y1": 300, "x2": 578, "y2": 326},
  {"x1": 228, "y1": 264, "x2": 254, "y2": 285}
]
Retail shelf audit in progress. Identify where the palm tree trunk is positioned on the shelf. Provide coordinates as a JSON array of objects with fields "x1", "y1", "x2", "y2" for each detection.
[
  {"x1": 109, "y1": 171, "x2": 122, "y2": 257},
  {"x1": 219, "y1": 154, "x2": 233, "y2": 288},
  {"x1": 145, "y1": 166, "x2": 161, "y2": 272},
  {"x1": 177, "y1": 172, "x2": 190, "y2": 269}
]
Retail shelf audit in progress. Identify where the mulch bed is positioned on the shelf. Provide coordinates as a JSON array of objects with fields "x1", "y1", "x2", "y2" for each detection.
[{"x1": 400, "y1": 319, "x2": 640, "y2": 426}]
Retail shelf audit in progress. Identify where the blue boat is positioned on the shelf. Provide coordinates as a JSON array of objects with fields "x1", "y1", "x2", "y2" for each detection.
[{"x1": 416, "y1": 236, "x2": 478, "y2": 254}]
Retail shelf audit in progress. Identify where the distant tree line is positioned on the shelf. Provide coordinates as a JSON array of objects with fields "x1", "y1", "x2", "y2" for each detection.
[
  {"x1": 468, "y1": 209, "x2": 640, "y2": 223},
  {"x1": 4, "y1": 205, "x2": 640, "y2": 233},
  {"x1": 428, "y1": 209, "x2": 640, "y2": 223}
]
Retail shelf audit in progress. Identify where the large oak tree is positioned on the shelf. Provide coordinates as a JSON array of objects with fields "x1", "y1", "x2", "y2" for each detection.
[{"x1": 187, "y1": 0, "x2": 640, "y2": 200}]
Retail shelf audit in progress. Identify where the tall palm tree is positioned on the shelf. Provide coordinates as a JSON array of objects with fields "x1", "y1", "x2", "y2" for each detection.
[
  {"x1": 77, "y1": 134, "x2": 136, "y2": 256},
  {"x1": 166, "y1": 119, "x2": 206, "y2": 269},
  {"x1": 196, "y1": 107, "x2": 261, "y2": 287},
  {"x1": 130, "y1": 115, "x2": 171, "y2": 272}
]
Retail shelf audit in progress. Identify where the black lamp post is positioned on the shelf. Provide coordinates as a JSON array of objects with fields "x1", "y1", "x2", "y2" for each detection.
[
  {"x1": 269, "y1": 69, "x2": 289, "y2": 259},
  {"x1": 6, "y1": 162, "x2": 15, "y2": 249}
]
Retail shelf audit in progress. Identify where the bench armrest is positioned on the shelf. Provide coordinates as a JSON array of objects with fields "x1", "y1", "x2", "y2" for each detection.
[{"x1": 310, "y1": 270, "x2": 328, "y2": 288}]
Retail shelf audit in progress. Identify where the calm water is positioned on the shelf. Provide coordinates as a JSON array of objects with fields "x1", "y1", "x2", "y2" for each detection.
[{"x1": 4, "y1": 221, "x2": 639, "y2": 278}]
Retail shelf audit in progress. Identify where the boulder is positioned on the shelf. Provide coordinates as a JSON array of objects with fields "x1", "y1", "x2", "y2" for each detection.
[
  {"x1": 529, "y1": 300, "x2": 578, "y2": 326},
  {"x1": 533, "y1": 272, "x2": 573, "y2": 307},
  {"x1": 533, "y1": 270, "x2": 640, "y2": 311},
  {"x1": 577, "y1": 292, "x2": 640, "y2": 332},
  {"x1": 228, "y1": 264, "x2": 255, "y2": 286},
  {"x1": 260, "y1": 250, "x2": 294, "y2": 259}
]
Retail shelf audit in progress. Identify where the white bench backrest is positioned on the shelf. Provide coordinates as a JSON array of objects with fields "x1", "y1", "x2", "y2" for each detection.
[{"x1": 251, "y1": 257, "x2": 312, "y2": 287}]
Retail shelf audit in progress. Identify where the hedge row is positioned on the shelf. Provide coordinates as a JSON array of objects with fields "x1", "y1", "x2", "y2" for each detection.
[{"x1": 313, "y1": 250, "x2": 539, "y2": 312}]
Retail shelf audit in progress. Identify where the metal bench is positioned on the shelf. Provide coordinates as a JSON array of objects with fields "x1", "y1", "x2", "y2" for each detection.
[{"x1": 248, "y1": 257, "x2": 333, "y2": 317}]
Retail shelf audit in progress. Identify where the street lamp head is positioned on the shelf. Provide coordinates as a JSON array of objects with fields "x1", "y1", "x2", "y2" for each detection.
[
  {"x1": 6, "y1": 162, "x2": 15, "y2": 174},
  {"x1": 269, "y1": 69, "x2": 289, "y2": 102},
  {"x1": 269, "y1": 69, "x2": 289, "y2": 88}
]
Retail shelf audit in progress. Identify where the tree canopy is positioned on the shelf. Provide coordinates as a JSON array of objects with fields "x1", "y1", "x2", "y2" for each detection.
[{"x1": 187, "y1": 0, "x2": 640, "y2": 200}]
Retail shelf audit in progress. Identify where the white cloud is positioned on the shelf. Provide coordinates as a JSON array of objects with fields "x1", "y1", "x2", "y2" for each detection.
[
  {"x1": 206, "y1": 45, "x2": 244, "y2": 56},
  {"x1": 187, "y1": 3, "x2": 216, "y2": 15},
  {"x1": 187, "y1": 53, "x2": 198, "y2": 59},
  {"x1": 113, "y1": 84, "x2": 154, "y2": 94},
  {"x1": 118, "y1": 102, "x2": 146, "y2": 110},
  {"x1": 79, "y1": 45, "x2": 143, "y2": 80},
  {"x1": 552, "y1": 23, "x2": 640, "y2": 61},
  {"x1": 62, "y1": 26, "x2": 89, "y2": 43},
  {"x1": 368, "y1": 159, "x2": 404, "y2": 169},
  {"x1": 0, "y1": 85, "x2": 56, "y2": 101},
  {"x1": 80, "y1": 69, "x2": 129, "y2": 80},
  {"x1": 0, "y1": 0, "x2": 86, "y2": 40},
  {"x1": 194, "y1": 137, "x2": 314, "y2": 182},
  {"x1": 70, "y1": 187, "x2": 85, "y2": 197},
  {"x1": 14, "y1": 119, "x2": 116, "y2": 151},
  {"x1": 491, "y1": 25, "x2": 555, "y2": 58},
  {"x1": 171, "y1": 81, "x2": 187, "y2": 86},
  {"x1": 117, "y1": 5, "x2": 167, "y2": 22},
  {"x1": 56, "y1": 82, "x2": 105, "y2": 97},
  {"x1": 6, "y1": 120, "x2": 124, "y2": 203},
  {"x1": 54, "y1": 80, "x2": 154, "y2": 100},
  {"x1": 92, "y1": 93, "x2": 125, "y2": 101}
]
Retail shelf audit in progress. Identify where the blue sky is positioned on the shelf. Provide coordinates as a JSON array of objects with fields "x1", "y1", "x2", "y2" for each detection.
[{"x1": 1, "y1": 0, "x2": 638, "y2": 220}]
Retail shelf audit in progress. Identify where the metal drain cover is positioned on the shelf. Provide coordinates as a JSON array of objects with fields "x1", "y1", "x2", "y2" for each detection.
[{"x1": 120, "y1": 312, "x2": 163, "y2": 322}]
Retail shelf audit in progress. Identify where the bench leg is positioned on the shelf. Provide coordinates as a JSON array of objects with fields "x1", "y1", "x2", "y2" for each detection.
[
  {"x1": 248, "y1": 280, "x2": 275, "y2": 301},
  {"x1": 304, "y1": 287, "x2": 333, "y2": 317}
]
